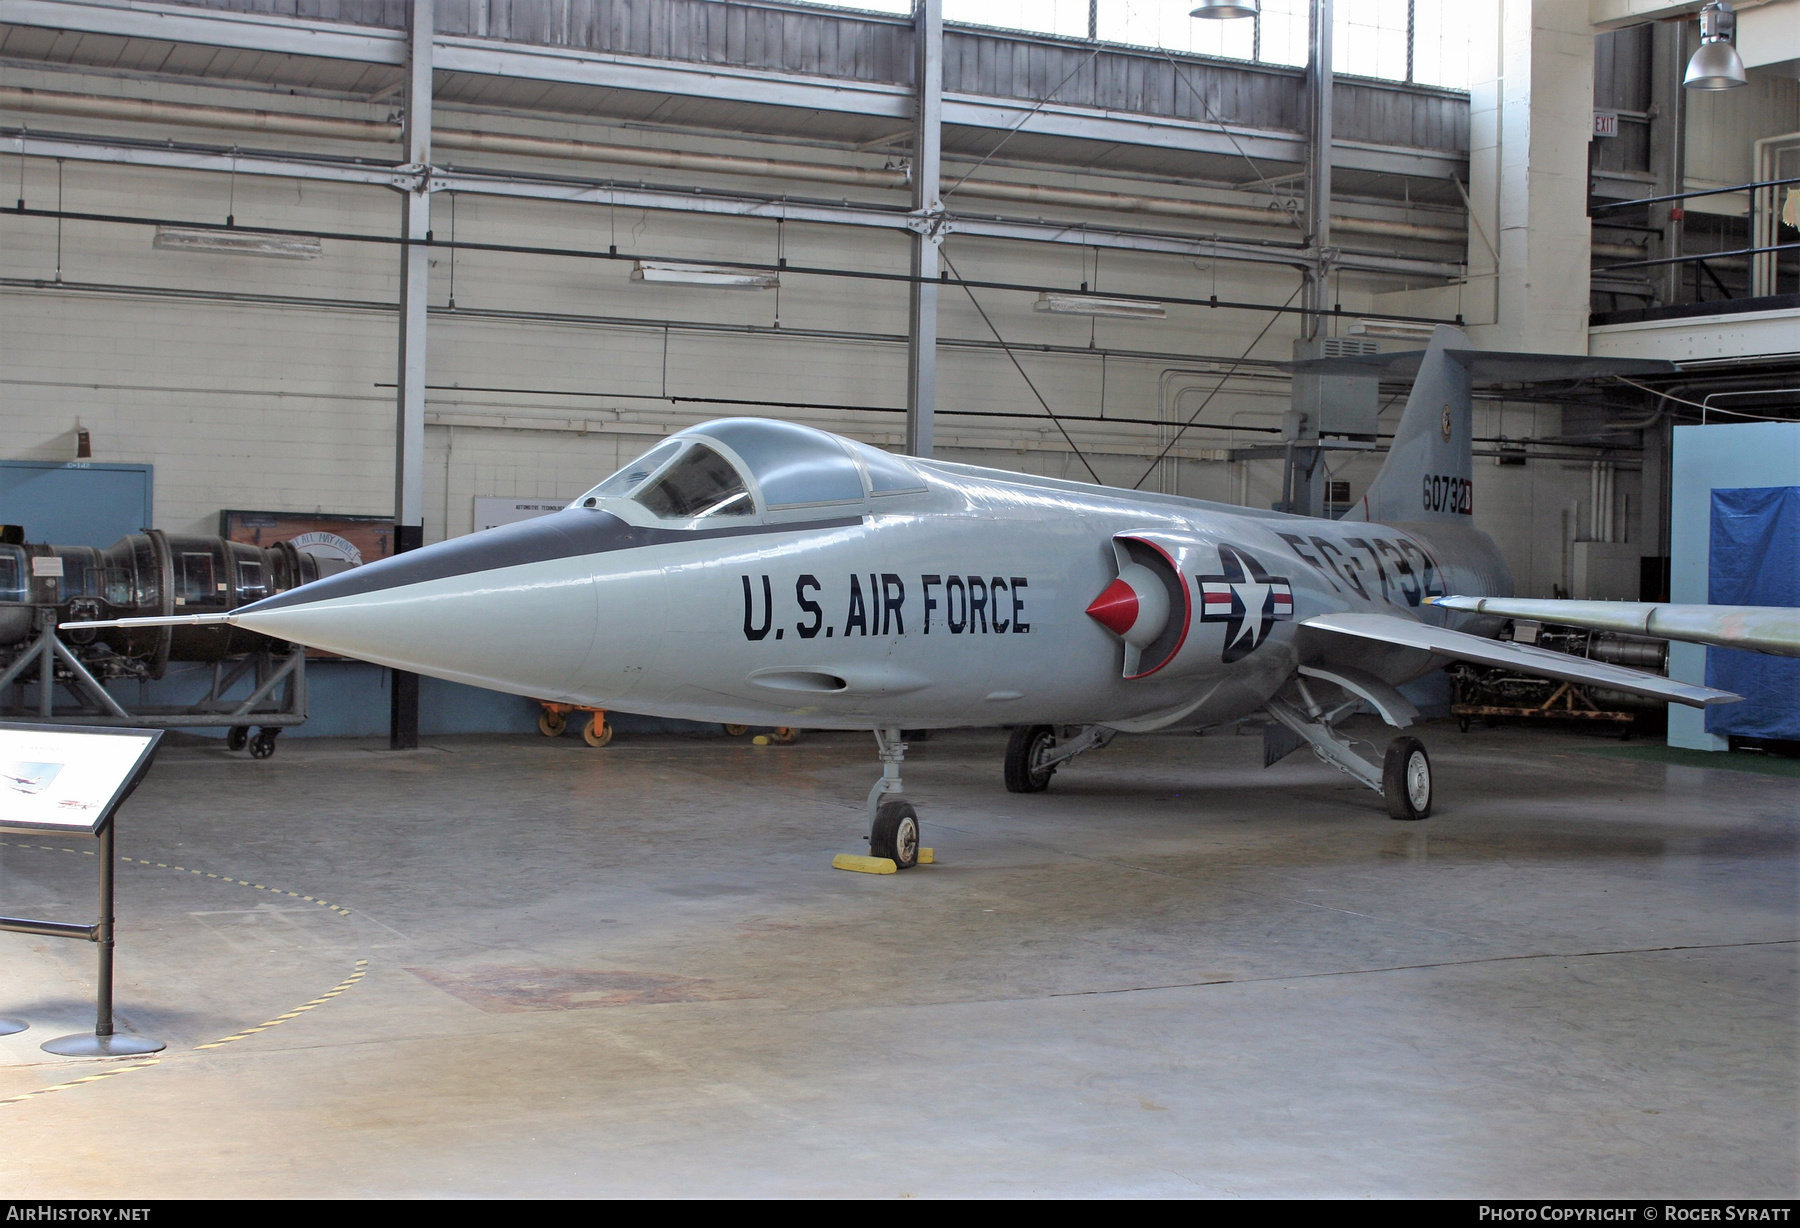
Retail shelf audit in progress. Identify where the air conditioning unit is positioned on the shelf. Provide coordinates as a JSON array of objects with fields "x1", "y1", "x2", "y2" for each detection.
[{"x1": 1291, "y1": 337, "x2": 1379, "y2": 439}]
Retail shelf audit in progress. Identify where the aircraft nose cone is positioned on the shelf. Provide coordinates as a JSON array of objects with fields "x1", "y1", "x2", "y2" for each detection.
[
  {"x1": 1087, "y1": 578, "x2": 1140, "y2": 636},
  {"x1": 224, "y1": 509, "x2": 653, "y2": 700}
]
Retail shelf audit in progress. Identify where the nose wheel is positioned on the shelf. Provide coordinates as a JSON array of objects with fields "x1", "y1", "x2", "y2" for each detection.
[
  {"x1": 858, "y1": 728, "x2": 922, "y2": 870},
  {"x1": 870, "y1": 798, "x2": 920, "y2": 869}
]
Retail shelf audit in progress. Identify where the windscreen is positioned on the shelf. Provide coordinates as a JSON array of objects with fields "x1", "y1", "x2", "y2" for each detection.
[
  {"x1": 575, "y1": 440, "x2": 683, "y2": 506},
  {"x1": 635, "y1": 444, "x2": 754, "y2": 519}
]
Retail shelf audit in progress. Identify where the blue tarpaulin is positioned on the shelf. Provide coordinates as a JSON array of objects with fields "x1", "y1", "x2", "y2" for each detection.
[{"x1": 1705, "y1": 486, "x2": 1800, "y2": 741}]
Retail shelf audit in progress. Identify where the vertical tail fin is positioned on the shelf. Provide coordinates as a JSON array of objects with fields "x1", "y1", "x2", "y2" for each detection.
[{"x1": 1343, "y1": 324, "x2": 1473, "y2": 525}]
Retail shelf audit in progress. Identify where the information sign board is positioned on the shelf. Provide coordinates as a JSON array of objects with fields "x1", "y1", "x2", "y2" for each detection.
[{"x1": 0, "y1": 723, "x2": 162, "y2": 834}]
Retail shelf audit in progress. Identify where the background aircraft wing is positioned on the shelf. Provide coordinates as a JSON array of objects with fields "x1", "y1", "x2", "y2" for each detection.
[
  {"x1": 1301, "y1": 611, "x2": 1740, "y2": 708},
  {"x1": 1428, "y1": 597, "x2": 1800, "y2": 658}
]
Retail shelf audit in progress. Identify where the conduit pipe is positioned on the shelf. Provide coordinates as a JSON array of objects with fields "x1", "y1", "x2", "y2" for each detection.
[
  {"x1": 0, "y1": 86, "x2": 907, "y2": 188},
  {"x1": 2, "y1": 85, "x2": 1643, "y2": 256}
]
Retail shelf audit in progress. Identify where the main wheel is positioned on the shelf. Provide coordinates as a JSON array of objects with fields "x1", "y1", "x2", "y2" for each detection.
[
  {"x1": 227, "y1": 725, "x2": 250, "y2": 752},
  {"x1": 1383, "y1": 736, "x2": 1432, "y2": 821},
  {"x1": 724, "y1": 724, "x2": 749, "y2": 737},
  {"x1": 770, "y1": 727, "x2": 800, "y2": 744},
  {"x1": 869, "y1": 798, "x2": 920, "y2": 869},
  {"x1": 538, "y1": 710, "x2": 566, "y2": 737},
  {"x1": 248, "y1": 728, "x2": 279, "y2": 760},
  {"x1": 1004, "y1": 725, "x2": 1057, "y2": 793},
  {"x1": 1457, "y1": 715, "x2": 1471, "y2": 734},
  {"x1": 582, "y1": 714, "x2": 613, "y2": 747}
]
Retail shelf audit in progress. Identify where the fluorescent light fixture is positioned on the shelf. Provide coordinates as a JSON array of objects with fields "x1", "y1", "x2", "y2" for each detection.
[
  {"x1": 1349, "y1": 319, "x2": 1438, "y2": 341},
  {"x1": 1191, "y1": 2, "x2": 1258, "y2": 18},
  {"x1": 630, "y1": 260, "x2": 778, "y2": 289},
  {"x1": 1034, "y1": 292, "x2": 1167, "y2": 320},
  {"x1": 153, "y1": 226, "x2": 322, "y2": 259},
  {"x1": 1685, "y1": 1, "x2": 1747, "y2": 89}
]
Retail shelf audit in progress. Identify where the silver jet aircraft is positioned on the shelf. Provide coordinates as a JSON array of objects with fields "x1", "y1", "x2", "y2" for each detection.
[{"x1": 72, "y1": 326, "x2": 1796, "y2": 868}]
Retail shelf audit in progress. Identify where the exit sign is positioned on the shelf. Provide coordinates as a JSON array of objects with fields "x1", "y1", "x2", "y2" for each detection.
[{"x1": 1593, "y1": 111, "x2": 1619, "y2": 137}]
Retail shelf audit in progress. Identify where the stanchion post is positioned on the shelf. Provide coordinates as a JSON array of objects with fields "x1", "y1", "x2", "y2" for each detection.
[
  {"x1": 38, "y1": 813, "x2": 163, "y2": 1058},
  {"x1": 96, "y1": 816, "x2": 114, "y2": 1038}
]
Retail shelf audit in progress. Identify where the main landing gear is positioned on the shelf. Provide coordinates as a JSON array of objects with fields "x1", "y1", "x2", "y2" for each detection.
[
  {"x1": 1264, "y1": 675, "x2": 1433, "y2": 821},
  {"x1": 864, "y1": 728, "x2": 921, "y2": 868},
  {"x1": 1003, "y1": 725, "x2": 1117, "y2": 793}
]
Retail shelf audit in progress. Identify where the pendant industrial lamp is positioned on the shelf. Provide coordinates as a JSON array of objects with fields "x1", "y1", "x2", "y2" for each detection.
[
  {"x1": 1684, "y1": 1, "x2": 1748, "y2": 90},
  {"x1": 1190, "y1": 2, "x2": 1258, "y2": 17}
]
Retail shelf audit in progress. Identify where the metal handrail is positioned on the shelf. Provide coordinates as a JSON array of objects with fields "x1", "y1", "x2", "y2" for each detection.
[
  {"x1": 1596, "y1": 241, "x2": 1800, "y2": 271},
  {"x1": 1589, "y1": 175, "x2": 1800, "y2": 213}
]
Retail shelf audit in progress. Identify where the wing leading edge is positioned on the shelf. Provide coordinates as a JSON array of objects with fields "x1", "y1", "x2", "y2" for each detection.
[
  {"x1": 1301, "y1": 611, "x2": 1740, "y2": 708},
  {"x1": 1427, "y1": 596, "x2": 1800, "y2": 659}
]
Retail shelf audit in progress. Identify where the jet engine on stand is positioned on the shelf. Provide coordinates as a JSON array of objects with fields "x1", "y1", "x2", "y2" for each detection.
[{"x1": 0, "y1": 531, "x2": 352, "y2": 757}]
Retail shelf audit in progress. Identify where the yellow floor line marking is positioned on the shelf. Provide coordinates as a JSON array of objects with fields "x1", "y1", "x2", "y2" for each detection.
[
  {"x1": 0, "y1": 841, "x2": 353, "y2": 917},
  {"x1": 194, "y1": 961, "x2": 368, "y2": 1051},
  {"x1": 0, "y1": 843, "x2": 369, "y2": 1108},
  {"x1": 0, "y1": 1059, "x2": 165, "y2": 1105}
]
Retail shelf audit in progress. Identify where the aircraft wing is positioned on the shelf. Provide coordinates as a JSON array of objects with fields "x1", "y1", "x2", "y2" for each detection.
[
  {"x1": 1301, "y1": 611, "x2": 1740, "y2": 708},
  {"x1": 1428, "y1": 597, "x2": 1800, "y2": 658}
]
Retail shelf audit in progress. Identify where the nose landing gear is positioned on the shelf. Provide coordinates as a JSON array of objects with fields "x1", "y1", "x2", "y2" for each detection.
[{"x1": 864, "y1": 728, "x2": 920, "y2": 869}]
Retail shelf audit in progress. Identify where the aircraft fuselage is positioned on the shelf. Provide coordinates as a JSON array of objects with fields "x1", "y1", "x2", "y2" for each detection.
[{"x1": 231, "y1": 454, "x2": 1511, "y2": 733}]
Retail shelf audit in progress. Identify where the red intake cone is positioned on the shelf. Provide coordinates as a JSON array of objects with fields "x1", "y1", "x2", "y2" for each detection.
[{"x1": 1086, "y1": 578, "x2": 1140, "y2": 636}]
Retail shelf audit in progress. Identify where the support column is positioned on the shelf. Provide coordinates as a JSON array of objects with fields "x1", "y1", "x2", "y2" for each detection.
[
  {"x1": 905, "y1": 0, "x2": 942, "y2": 459},
  {"x1": 1301, "y1": 0, "x2": 1333, "y2": 341},
  {"x1": 1287, "y1": 0, "x2": 1333, "y2": 517},
  {"x1": 1466, "y1": 0, "x2": 1596, "y2": 353},
  {"x1": 391, "y1": 0, "x2": 431, "y2": 751},
  {"x1": 1648, "y1": 20, "x2": 1685, "y2": 307}
]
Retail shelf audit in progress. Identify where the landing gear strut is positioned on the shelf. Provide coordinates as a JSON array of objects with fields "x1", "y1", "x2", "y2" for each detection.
[
  {"x1": 1264, "y1": 679, "x2": 1433, "y2": 821},
  {"x1": 865, "y1": 728, "x2": 919, "y2": 868},
  {"x1": 1003, "y1": 724, "x2": 1116, "y2": 793}
]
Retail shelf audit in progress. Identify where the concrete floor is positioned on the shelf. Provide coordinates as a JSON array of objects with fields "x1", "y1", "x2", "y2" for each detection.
[{"x1": 1, "y1": 720, "x2": 1794, "y2": 1198}]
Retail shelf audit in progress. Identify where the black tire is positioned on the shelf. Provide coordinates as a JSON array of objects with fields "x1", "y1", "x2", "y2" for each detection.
[
  {"x1": 869, "y1": 798, "x2": 920, "y2": 869},
  {"x1": 1004, "y1": 725, "x2": 1058, "y2": 793},
  {"x1": 1383, "y1": 736, "x2": 1432, "y2": 821},
  {"x1": 226, "y1": 725, "x2": 250, "y2": 752},
  {"x1": 249, "y1": 729, "x2": 279, "y2": 760},
  {"x1": 1456, "y1": 715, "x2": 1471, "y2": 734}
]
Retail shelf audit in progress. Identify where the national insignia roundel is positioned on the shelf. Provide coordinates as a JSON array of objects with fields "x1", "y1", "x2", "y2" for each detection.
[{"x1": 1195, "y1": 545, "x2": 1294, "y2": 663}]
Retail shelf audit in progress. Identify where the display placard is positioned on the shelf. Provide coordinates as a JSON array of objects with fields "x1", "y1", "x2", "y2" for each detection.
[
  {"x1": 473, "y1": 496, "x2": 567, "y2": 534},
  {"x1": 0, "y1": 723, "x2": 162, "y2": 835}
]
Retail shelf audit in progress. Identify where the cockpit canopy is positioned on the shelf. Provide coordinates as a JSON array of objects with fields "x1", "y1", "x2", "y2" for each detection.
[{"x1": 572, "y1": 418, "x2": 925, "y2": 522}]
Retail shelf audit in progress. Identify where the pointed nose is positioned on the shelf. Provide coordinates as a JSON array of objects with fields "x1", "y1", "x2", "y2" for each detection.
[{"x1": 227, "y1": 510, "x2": 655, "y2": 700}]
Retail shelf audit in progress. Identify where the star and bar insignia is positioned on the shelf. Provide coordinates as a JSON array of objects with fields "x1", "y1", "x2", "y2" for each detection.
[{"x1": 1197, "y1": 544, "x2": 1294, "y2": 663}]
